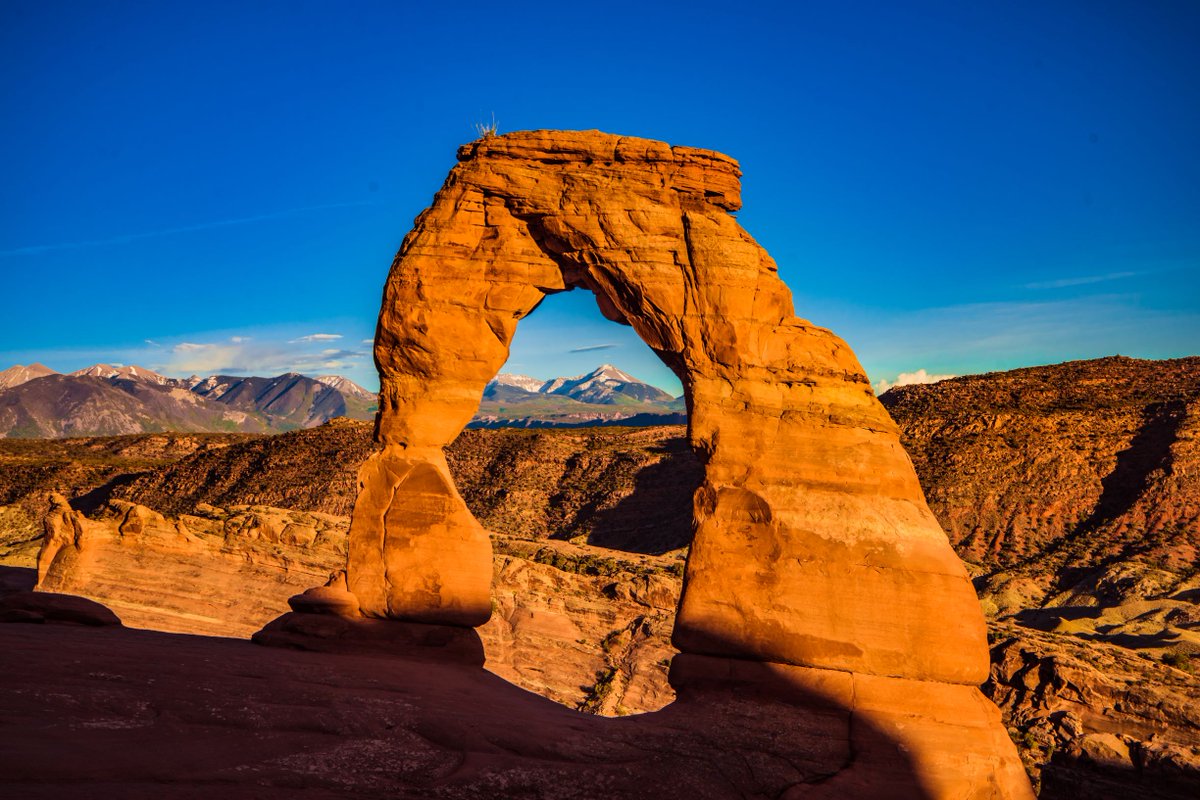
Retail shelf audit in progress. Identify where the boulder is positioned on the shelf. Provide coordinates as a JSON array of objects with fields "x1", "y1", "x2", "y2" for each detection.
[{"x1": 0, "y1": 590, "x2": 121, "y2": 626}]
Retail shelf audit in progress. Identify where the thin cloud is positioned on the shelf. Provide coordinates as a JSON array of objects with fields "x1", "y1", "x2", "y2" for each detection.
[
  {"x1": 0, "y1": 201, "x2": 373, "y2": 258},
  {"x1": 159, "y1": 337, "x2": 368, "y2": 377},
  {"x1": 289, "y1": 333, "x2": 343, "y2": 343},
  {"x1": 874, "y1": 369, "x2": 957, "y2": 394},
  {"x1": 166, "y1": 342, "x2": 242, "y2": 374},
  {"x1": 1022, "y1": 271, "x2": 1140, "y2": 290},
  {"x1": 569, "y1": 343, "x2": 618, "y2": 353}
]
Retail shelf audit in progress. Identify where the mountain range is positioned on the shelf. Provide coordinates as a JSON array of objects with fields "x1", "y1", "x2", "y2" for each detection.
[
  {"x1": 0, "y1": 363, "x2": 377, "y2": 438},
  {"x1": 0, "y1": 362, "x2": 684, "y2": 437},
  {"x1": 474, "y1": 364, "x2": 685, "y2": 428}
]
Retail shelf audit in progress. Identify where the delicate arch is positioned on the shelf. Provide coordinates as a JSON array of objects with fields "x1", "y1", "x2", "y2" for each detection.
[{"x1": 348, "y1": 130, "x2": 986, "y2": 685}]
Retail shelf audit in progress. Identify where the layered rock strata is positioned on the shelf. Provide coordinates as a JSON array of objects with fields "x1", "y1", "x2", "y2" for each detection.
[
  {"x1": 32, "y1": 497, "x2": 680, "y2": 710},
  {"x1": 350, "y1": 129, "x2": 1030, "y2": 795}
]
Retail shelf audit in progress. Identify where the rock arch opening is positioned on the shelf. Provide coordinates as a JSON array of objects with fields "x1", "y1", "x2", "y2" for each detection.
[{"x1": 452, "y1": 286, "x2": 698, "y2": 554}]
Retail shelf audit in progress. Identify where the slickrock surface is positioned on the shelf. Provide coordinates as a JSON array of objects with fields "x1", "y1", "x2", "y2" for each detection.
[
  {"x1": 32, "y1": 496, "x2": 681, "y2": 712},
  {"x1": 346, "y1": 129, "x2": 1025, "y2": 796},
  {"x1": 0, "y1": 620, "x2": 1001, "y2": 800}
]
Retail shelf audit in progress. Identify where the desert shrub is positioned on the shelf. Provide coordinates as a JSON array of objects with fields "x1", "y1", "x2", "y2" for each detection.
[
  {"x1": 1162, "y1": 651, "x2": 1195, "y2": 673},
  {"x1": 474, "y1": 113, "x2": 498, "y2": 138},
  {"x1": 578, "y1": 667, "x2": 619, "y2": 714}
]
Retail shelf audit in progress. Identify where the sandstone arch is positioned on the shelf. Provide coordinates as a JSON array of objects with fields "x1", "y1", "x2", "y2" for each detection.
[
  {"x1": 346, "y1": 130, "x2": 1031, "y2": 796},
  {"x1": 351, "y1": 129, "x2": 983, "y2": 680}
]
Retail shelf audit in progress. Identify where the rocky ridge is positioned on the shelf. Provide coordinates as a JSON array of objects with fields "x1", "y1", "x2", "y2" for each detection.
[{"x1": 880, "y1": 356, "x2": 1200, "y2": 668}]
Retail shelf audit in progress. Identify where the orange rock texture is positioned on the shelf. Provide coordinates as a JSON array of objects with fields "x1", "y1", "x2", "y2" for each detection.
[{"x1": 351, "y1": 130, "x2": 1031, "y2": 796}]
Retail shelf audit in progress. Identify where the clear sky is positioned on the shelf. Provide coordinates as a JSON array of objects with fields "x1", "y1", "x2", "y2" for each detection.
[{"x1": 2, "y1": 0, "x2": 1197, "y2": 395}]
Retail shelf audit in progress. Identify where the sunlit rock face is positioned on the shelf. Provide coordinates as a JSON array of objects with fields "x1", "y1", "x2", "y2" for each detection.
[{"x1": 351, "y1": 129, "x2": 1033, "y2": 797}]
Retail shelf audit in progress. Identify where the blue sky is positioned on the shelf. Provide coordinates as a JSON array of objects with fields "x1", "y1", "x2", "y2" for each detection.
[{"x1": 2, "y1": 1, "x2": 1197, "y2": 395}]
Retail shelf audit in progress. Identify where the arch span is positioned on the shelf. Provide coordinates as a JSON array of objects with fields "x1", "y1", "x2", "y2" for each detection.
[
  {"x1": 343, "y1": 130, "x2": 1034, "y2": 796},
  {"x1": 349, "y1": 129, "x2": 985, "y2": 684}
]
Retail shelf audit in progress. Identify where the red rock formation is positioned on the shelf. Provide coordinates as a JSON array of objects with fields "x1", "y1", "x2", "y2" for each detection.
[{"x1": 350, "y1": 129, "x2": 1031, "y2": 796}]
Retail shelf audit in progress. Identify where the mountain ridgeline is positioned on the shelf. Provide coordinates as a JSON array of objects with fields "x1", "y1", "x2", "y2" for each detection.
[
  {"x1": 474, "y1": 364, "x2": 685, "y2": 428},
  {"x1": 0, "y1": 362, "x2": 684, "y2": 437},
  {"x1": 0, "y1": 364, "x2": 377, "y2": 438}
]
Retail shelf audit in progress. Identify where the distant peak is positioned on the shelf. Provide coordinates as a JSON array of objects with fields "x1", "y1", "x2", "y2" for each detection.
[
  {"x1": 315, "y1": 374, "x2": 374, "y2": 399},
  {"x1": 69, "y1": 363, "x2": 169, "y2": 384}
]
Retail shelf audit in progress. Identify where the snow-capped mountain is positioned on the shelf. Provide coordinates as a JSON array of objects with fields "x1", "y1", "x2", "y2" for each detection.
[
  {"x1": 69, "y1": 364, "x2": 171, "y2": 385},
  {"x1": 0, "y1": 363, "x2": 58, "y2": 391},
  {"x1": 315, "y1": 375, "x2": 376, "y2": 401},
  {"x1": 539, "y1": 364, "x2": 675, "y2": 405},
  {"x1": 489, "y1": 373, "x2": 547, "y2": 394},
  {"x1": 0, "y1": 363, "x2": 379, "y2": 438},
  {"x1": 0, "y1": 359, "x2": 684, "y2": 436},
  {"x1": 474, "y1": 364, "x2": 684, "y2": 428}
]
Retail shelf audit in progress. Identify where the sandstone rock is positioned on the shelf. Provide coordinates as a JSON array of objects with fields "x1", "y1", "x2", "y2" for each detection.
[
  {"x1": 286, "y1": 585, "x2": 360, "y2": 617},
  {"x1": 348, "y1": 129, "x2": 1025, "y2": 796},
  {"x1": 0, "y1": 590, "x2": 120, "y2": 626},
  {"x1": 355, "y1": 129, "x2": 989, "y2": 683},
  {"x1": 985, "y1": 622, "x2": 1200, "y2": 797},
  {"x1": 36, "y1": 501, "x2": 348, "y2": 638}
]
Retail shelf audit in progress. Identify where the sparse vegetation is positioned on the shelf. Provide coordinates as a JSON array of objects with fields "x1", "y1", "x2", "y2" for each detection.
[
  {"x1": 1162, "y1": 651, "x2": 1195, "y2": 673},
  {"x1": 577, "y1": 666, "x2": 620, "y2": 714},
  {"x1": 473, "y1": 113, "x2": 498, "y2": 139}
]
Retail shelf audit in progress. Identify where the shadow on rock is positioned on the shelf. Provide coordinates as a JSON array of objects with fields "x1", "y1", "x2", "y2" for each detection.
[
  {"x1": 585, "y1": 437, "x2": 702, "y2": 555},
  {"x1": 2, "y1": 612, "x2": 940, "y2": 799}
]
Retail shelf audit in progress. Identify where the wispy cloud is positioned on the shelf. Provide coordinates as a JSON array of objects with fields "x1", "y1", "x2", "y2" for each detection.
[
  {"x1": 160, "y1": 337, "x2": 367, "y2": 376},
  {"x1": 0, "y1": 322, "x2": 380, "y2": 389},
  {"x1": 569, "y1": 343, "x2": 618, "y2": 353},
  {"x1": 167, "y1": 342, "x2": 243, "y2": 374},
  {"x1": 873, "y1": 368, "x2": 957, "y2": 394},
  {"x1": 0, "y1": 201, "x2": 372, "y2": 258},
  {"x1": 288, "y1": 333, "x2": 342, "y2": 343},
  {"x1": 1022, "y1": 270, "x2": 1141, "y2": 290}
]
